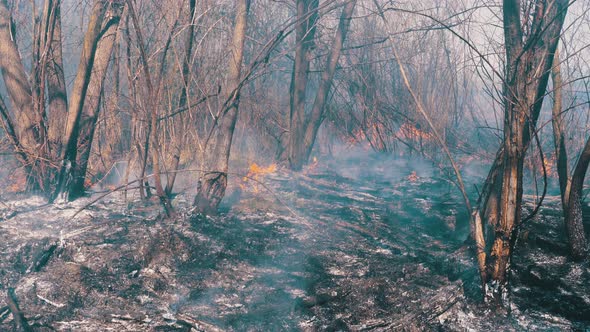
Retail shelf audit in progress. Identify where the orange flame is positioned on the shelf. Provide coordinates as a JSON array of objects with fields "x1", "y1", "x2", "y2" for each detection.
[
  {"x1": 240, "y1": 163, "x2": 277, "y2": 193},
  {"x1": 344, "y1": 123, "x2": 389, "y2": 151},
  {"x1": 543, "y1": 155, "x2": 556, "y2": 178},
  {"x1": 397, "y1": 123, "x2": 433, "y2": 141}
]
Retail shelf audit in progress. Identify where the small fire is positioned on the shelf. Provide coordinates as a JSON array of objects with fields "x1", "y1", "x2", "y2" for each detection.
[
  {"x1": 543, "y1": 156, "x2": 556, "y2": 178},
  {"x1": 240, "y1": 162, "x2": 277, "y2": 193},
  {"x1": 397, "y1": 123, "x2": 433, "y2": 141},
  {"x1": 525, "y1": 154, "x2": 557, "y2": 178},
  {"x1": 344, "y1": 123, "x2": 388, "y2": 151}
]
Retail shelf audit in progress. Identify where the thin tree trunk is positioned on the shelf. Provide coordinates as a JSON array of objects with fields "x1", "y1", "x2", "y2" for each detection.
[
  {"x1": 193, "y1": 0, "x2": 250, "y2": 214},
  {"x1": 551, "y1": 50, "x2": 569, "y2": 203},
  {"x1": 123, "y1": 13, "x2": 145, "y2": 199},
  {"x1": 287, "y1": 0, "x2": 319, "y2": 170},
  {"x1": 166, "y1": 0, "x2": 197, "y2": 197},
  {"x1": 299, "y1": 0, "x2": 357, "y2": 166},
  {"x1": 126, "y1": 0, "x2": 173, "y2": 216},
  {"x1": 552, "y1": 49, "x2": 588, "y2": 260}
]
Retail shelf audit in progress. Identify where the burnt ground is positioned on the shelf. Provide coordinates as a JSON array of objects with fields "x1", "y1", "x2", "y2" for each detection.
[{"x1": 0, "y1": 154, "x2": 589, "y2": 331}]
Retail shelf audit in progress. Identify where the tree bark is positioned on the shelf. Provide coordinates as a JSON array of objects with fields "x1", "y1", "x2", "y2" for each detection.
[
  {"x1": 551, "y1": 50, "x2": 569, "y2": 204},
  {"x1": 126, "y1": 0, "x2": 173, "y2": 216},
  {"x1": 166, "y1": 0, "x2": 197, "y2": 197},
  {"x1": 194, "y1": 0, "x2": 250, "y2": 214}
]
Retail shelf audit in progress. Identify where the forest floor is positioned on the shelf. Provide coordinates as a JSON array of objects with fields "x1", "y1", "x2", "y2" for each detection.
[{"x1": 0, "y1": 153, "x2": 589, "y2": 331}]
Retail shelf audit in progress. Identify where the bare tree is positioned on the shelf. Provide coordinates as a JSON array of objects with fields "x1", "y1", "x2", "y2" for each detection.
[
  {"x1": 71, "y1": 2, "x2": 125, "y2": 197},
  {"x1": 480, "y1": 0, "x2": 568, "y2": 304},
  {"x1": 193, "y1": 0, "x2": 251, "y2": 214},
  {"x1": 551, "y1": 50, "x2": 589, "y2": 260},
  {"x1": 287, "y1": 0, "x2": 357, "y2": 170},
  {"x1": 53, "y1": 0, "x2": 118, "y2": 201}
]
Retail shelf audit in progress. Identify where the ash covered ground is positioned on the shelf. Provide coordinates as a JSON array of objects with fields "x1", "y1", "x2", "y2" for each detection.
[{"x1": 1, "y1": 154, "x2": 589, "y2": 331}]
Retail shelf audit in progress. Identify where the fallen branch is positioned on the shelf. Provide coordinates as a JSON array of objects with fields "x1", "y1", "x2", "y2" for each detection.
[{"x1": 36, "y1": 294, "x2": 65, "y2": 308}]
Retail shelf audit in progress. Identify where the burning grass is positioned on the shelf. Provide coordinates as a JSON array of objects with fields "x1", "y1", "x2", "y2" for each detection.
[{"x1": 239, "y1": 162, "x2": 277, "y2": 193}]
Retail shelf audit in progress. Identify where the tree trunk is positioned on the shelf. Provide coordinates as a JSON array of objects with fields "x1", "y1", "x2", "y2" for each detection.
[
  {"x1": 72, "y1": 2, "x2": 125, "y2": 196},
  {"x1": 126, "y1": 0, "x2": 173, "y2": 216},
  {"x1": 484, "y1": 0, "x2": 568, "y2": 304},
  {"x1": 300, "y1": 0, "x2": 356, "y2": 165},
  {"x1": 166, "y1": 0, "x2": 197, "y2": 197},
  {"x1": 0, "y1": 0, "x2": 45, "y2": 190},
  {"x1": 564, "y1": 138, "x2": 590, "y2": 260},
  {"x1": 551, "y1": 50, "x2": 570, "y2": 204},
  {"x1": 552, "y1": 49, "x2": 588, "y2": 260},
  {"x1": 194, "y1": 0, "x2": 250, "y2": 214},
  {"x1": 288, "y1": 0, "x2": 356, "y2": 170},
  {"x1": 287, "y1": 0, "x2": 319, "y2": 170},
  {"x1": 52, "y1": 0, "x2": 110, "y2": 202},
  {"x1": 43, "y1": 0, "x2": 68, "y2": 159},
  {"x1": 123, "y1": 14, "x2": 146, "y2": 199}
]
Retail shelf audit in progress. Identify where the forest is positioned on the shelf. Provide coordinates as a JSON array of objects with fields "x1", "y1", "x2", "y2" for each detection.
[{"x1": 0, "y1": 0, "x2": 589, "y2": 330}]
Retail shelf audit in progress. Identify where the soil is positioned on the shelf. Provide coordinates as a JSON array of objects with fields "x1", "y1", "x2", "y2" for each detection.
[{"x1": 0, "y1": 154, "x2": 589, "y2": 331}]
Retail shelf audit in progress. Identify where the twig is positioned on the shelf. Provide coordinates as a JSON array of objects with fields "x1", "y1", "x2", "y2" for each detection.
[{"x1": 36, "y1": 294, "x2": 65, "y2": 308}]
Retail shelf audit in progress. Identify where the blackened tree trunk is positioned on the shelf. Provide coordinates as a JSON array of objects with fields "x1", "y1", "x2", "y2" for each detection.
[
  {"x1": 193, "y1": 0, "x2": 250, "y2": 214},
  {"x1": 551, "y1": 50, "x2": 569, "y2": 202}
]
